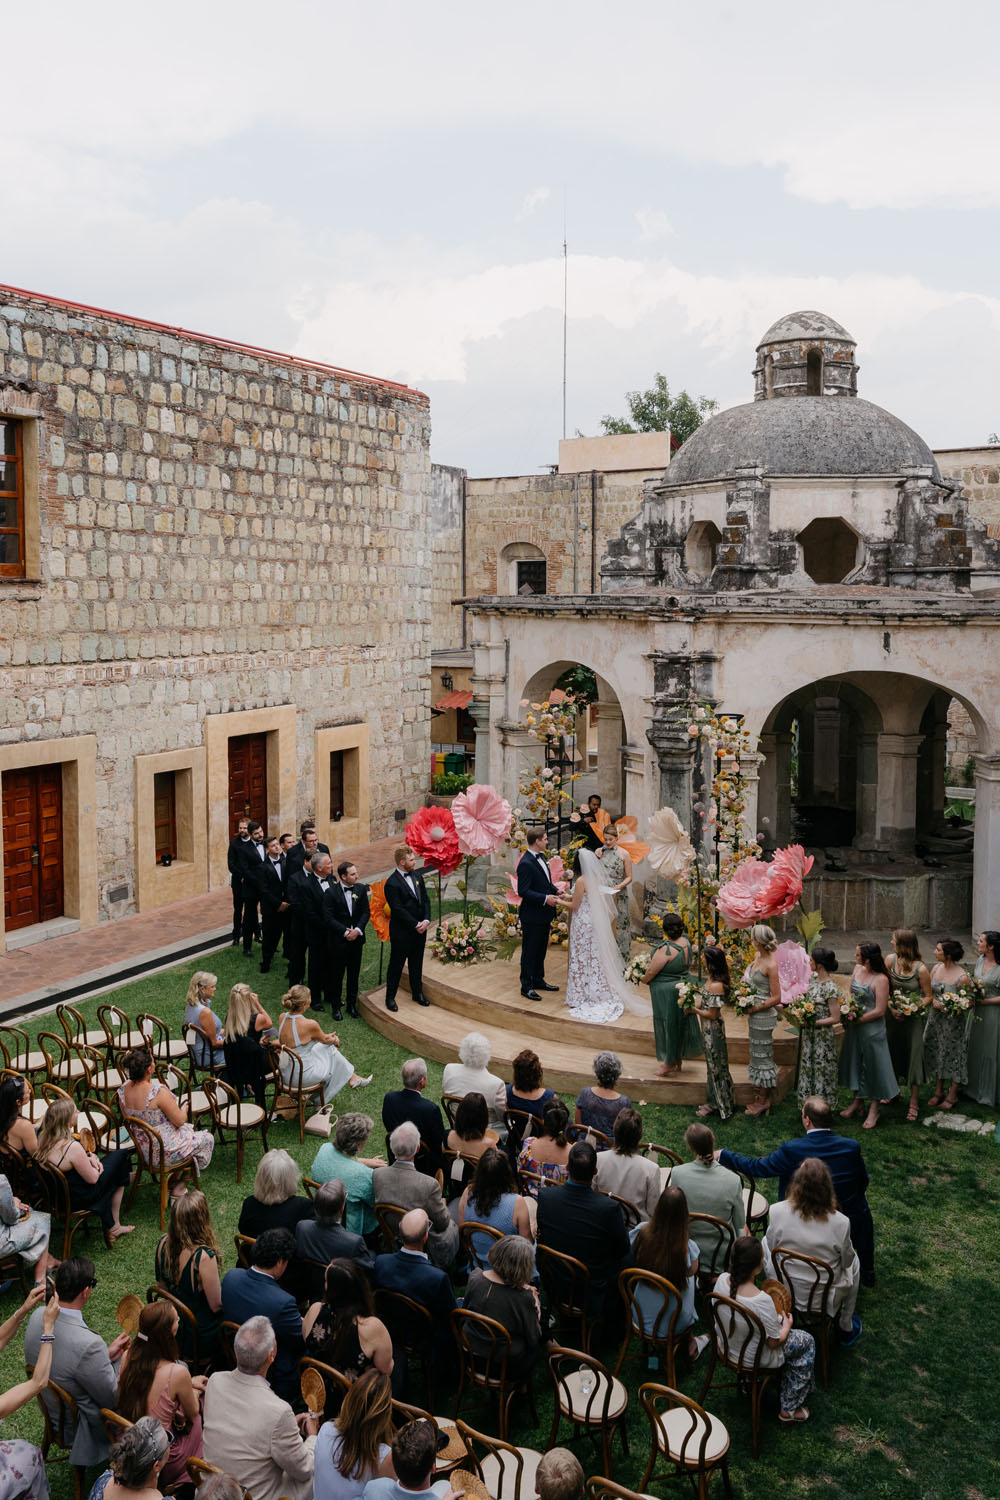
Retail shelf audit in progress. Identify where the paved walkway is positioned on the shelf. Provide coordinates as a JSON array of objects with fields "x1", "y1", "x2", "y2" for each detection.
[{"x1": 0, "y1": 832, "x2": 403, "y2": 1015}]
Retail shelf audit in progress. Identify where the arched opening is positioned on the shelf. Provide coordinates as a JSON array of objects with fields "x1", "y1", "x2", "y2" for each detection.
[
  {"x1": 797, "y1": 517, "x2": 861, "y2": 584},
  {"x1": 684, "y1": 519, "x2": 723, "y2": 580},
  {"x1": 806, "y1": 348, "x2": 823, "y2": 395},
  {"x1": 499, "y1": 542, "x2": 546, "y2": 596},
  {"x1": 762, "y1": 680, "x2": 881, "y2": 850},
  {"x1": 520, "y1": 660, "x2": 630, "y2": 822}
]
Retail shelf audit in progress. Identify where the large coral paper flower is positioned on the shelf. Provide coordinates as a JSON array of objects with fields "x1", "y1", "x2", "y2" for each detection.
[
  {"x1": 404, "y1": 806, "x2": 462, "y2": 876},
  {"x1": 716, "y1": 860, "x2": 771, "y2": 929},
  {"x1": 369, "y1": 878, "x2": 391, "y2": 942},
  {"x1": 452, "y1": 784, "x2": 512, "y2": 857},
  {"x1": 755, "y1": 844, "x2": 814, "y2": 918}
]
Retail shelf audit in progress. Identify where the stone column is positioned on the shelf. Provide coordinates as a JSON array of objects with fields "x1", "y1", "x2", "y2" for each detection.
[
  {"x1": 854, "y1": 731, "x2": 880, "y2": 850},
  {"x1": 621, "y1": 744, "x2": 646, "y2": 823},
  {"x1": 875, "y1": 733, "x2": 924, "y2": 856},
  {"x1": 973, "y1": 755, "x2": 1000, "y2": 933},
  {"x1": 596, "y1": 699, "x2": 625, "y2": 813},
  {"x1": 646, "y1": 721, "x2": 695, "y2": 834},
  {"x1": 737, "y1": 748, "x2": 764, "y2": 858},
  {"x1": 468, "y1": 696, "x2": 493, "y2": 788},
  {"x1": 756, "y1": 731, "x2": 793, "y2": 851}
]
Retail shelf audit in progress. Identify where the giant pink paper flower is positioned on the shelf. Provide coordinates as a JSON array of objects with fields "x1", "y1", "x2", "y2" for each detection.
[
  {"x1": 776, "y1": 940, "x2": 812, "y2": 1004},
  {"x1": 755, "y1": 845, "x2": 814, "y2": 918},
  {"x1": 405, "y1": 807, "x2": 462, "y2": 876},
  {"x1": 452, "y1": 783, "x2": 512, "y2": 857},
  {"x1": 716, "y1": 860, "x2": 771, "y2": 929}
]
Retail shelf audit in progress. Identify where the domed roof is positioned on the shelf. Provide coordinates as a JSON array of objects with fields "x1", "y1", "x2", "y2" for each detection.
[
  {"x1": 665, "y1": 396, "x2": 940, "y2": 487},
  {"x1": 757, "y1": 310, "x2": 856, "y2": 347}
]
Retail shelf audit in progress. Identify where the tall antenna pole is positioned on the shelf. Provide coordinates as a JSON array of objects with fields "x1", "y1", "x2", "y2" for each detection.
[{"x1": 562, "y1": 192, "x2": 568, "y2": 441}]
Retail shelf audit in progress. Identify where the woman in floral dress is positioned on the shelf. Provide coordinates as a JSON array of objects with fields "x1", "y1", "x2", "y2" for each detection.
[
  {"x1": 886, "y1": 928, "x2": 931, "y2": 1121},
  {"x1": 796, "y1": 946, "x2": 841, "y2": 1109},
  {"x1": 596, "y1": 825, "x2": 633, "y2": 964},
  {"x1": 966, "y1": 930, "x2": 1000, "y2": 1108},
  {"x1": 118, "y1": 1048, "x2": 215, "y2": 1179},
  {"x1": 925, "y1": 939, "x2": 972, "y2": 1109},
  {"x1": 744, "y1": 924, "x2": 782, "y2": 1116},
  {"x1": 693, "y1": 945, "x2": 735, "y2": 1119}
]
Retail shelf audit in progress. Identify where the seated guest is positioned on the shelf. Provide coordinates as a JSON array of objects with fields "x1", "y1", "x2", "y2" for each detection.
[
  {"x1": 373, "y1": 1123, "x2": 459, "y2": 1269},
  {"x1": 222, "y1": 983, "x2": 275, "y2": 1109},
  {"x1": 457, "y1": 1147, "x2": 534, "y2": 1261},
  {"x1": 575, "y1": 1050, "x2": 632, "y2": 1141},
  {"x1": 296, "y1": 1179, "x2": 375, "y2": 1296},
  {"x1": 25, "y1": 1256, "x2": 131, "y2": 1469},
  {"x1": 505, "y1": 1049, "x2": 556, "y2": 1139},
  {"x1": 154, "y1": 1187, "x2": 223, "y2": 1364},
  {"x1": 517, "y1": 1101, "x2": 572, "y2": 1193},
  {"x1": 0, "y1": 1072, "x2": 39, "y2": 1158},
  {"x1": 312, "y1": 1114, "x2": 386, "y2": 1239},
  {"x1": 535, "y1": 1141, "x2": 631, "y2": 1312},
  {"x1": 88, "y1": 1416, "x2": 172, "y2": 1500},
  {"x1": 185, "y1": 970, "x2": 226, "y2": 1071},
  {"x1": 670, "y1": 1121, "x2": 746, "y2": 1271},
  {"x1": 714, "y1": 1235, "x2": 816, "y2": 1425},
  {"x1": 382, "y1": 1059, "x2": 446, "y2": 1176},
  {"x1": 536, "y1": 1448, "x2": 584, "y2": 1500},
  {"x1": 461, "y1": 1235, "x2": 542, "y2": 1380},
  {"x1": 0, "y1": 1284, "x2": 60, "y2": 1500},
  {"x1": 116, "y1": 1301, "x2": 205, "y2": 1489},
  {"x1": 118, "y1": 1046, "x2": 214, "y2": 1184},
  {"x1": 0, "y1": 1171, "x2": 53, "y2": 1287},
  {"x1": 221, "y1": 1228, "x2": 302, "y2": 1404},
  {"x1": 763, "y1": 1157, "x2": 863, "y2": 1348},
  {"x1": 442, "y1": 1032, "x2": 507, "y2": 1129},
  {"x1": 595, "y1": 1108, "x2": 661, "y2": 1222},
  {"x1": 36, "y1": 1096, "x2": 135, "y2": 1245},
  {"x1": 446, "y1": 1092, "x2": 499, "y2": 1165},
  {"x1": 276, "y1": 985, "x2": 371, "y2": 1105},
  {"x1": 197, "y1": 1476, "x2": 243, "y2": 1500},
  {"x1": 239, "y1": 1147, "x2": 315, "y2": 1238},
  {"x1": 304, "y1": 1259, "x2": 393, "y2": 1398},
  {"x1": 373, "y1": 1209, "x2": 456, "y2": 1376},
  {"x1": 314, "y1": 1369, "x2": 395, "y2": 1500},
  {"x1": 631, "y1": 1185, "x2": 708, "y2": 1361},
  {"x1": 204, "y1": 1315, "x2": 318, "y2": 1500},
  {"x1": 363, "y1": 1419, "x2": 451, "y2": 1500}
]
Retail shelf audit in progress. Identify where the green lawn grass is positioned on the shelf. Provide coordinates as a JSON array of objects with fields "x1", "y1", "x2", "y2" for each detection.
[{"x1": 3, "y1": 925, "x2": 999, "y2": 1500}]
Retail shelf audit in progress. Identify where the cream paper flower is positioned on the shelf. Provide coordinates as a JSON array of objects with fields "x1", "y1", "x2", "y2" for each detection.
[{"x1": 646, "y1": 806, "x2": 696, "y2": 880}]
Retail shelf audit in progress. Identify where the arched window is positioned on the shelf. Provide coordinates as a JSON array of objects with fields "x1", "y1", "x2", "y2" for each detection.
[
  {"x1": 806, "y1": 349, "x2": 823, "y2": 396},
  {"x1": 499, "y1": 542, "x2": 547, "y2": 595},
  {"x1": 683, "y1": 520, "x2": 722, "y2": 580}
]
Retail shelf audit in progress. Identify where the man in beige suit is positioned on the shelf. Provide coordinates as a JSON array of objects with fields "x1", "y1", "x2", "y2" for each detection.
[
  {"x1": 372, "y1": 1122, "x2": 459, "y2": 1269},
  {"x1": 203, "y1": 1315, "x2": 318, "y2": 1500}
]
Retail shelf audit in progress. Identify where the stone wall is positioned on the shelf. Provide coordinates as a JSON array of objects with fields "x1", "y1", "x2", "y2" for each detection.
[
  {"x1": 430, "y1": 464, "x2": 465, "y2": 652},
  {"x1": 935, "y1": 447, "x2": 1000, "y2": 529},
  {"x1": 0, "y1": 286, "x2": 431, "y2": 924}
]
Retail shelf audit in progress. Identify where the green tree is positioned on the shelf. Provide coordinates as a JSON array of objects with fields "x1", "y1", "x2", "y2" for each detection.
[{"x1": 601, "y1": 373, "x2": 718, "y2": 447}]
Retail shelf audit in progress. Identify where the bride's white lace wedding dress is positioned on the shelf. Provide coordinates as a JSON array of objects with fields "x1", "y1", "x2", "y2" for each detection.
[{"x1": 563, "y1": 850, "x2": 651, "y2": 1025}]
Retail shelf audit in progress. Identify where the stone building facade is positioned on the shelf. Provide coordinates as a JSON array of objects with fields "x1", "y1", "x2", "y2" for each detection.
[{"x1": 0, "y1": 284, "x2": 430, "y2": 950}]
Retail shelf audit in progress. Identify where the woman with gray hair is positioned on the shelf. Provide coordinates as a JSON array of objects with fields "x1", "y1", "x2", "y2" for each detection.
[
  {"x1": 461, "y1": 1234, "x2": 542, "y2": 1379},
  {"x1": 87, "y1": 1416, "x2": 170, "y2": 1500},
  {"x1": 238, "y1": 1147, "x2": 315, "y2": 1238},
  {"x1": 574, "y1": 1051, "x2": 631, "y2": 1142},
  {"x1": 311, "y1": 1114, "x2": 386, "y2": 1238},
  {"x1": 442, "y1": 1032, "x2": 507, "y2": 1127}
]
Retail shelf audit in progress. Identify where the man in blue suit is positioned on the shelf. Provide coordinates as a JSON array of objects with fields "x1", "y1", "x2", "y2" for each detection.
[
  {"x1": 718, "y1": 1096, "x2": 876, "y2": 1285},
  {"x1": 221, "y1": 1227, "x2": 304, "y2": 1402},
  {"x1": 373, "y1": 1208, "x2": 456, "y2": 1386},
  {"x1": 382, "y1": 1058, "x2": 447, "y2": 1176},
  {"x1": 516, "y1": 827, "x2": 560, "y2": 1001}
]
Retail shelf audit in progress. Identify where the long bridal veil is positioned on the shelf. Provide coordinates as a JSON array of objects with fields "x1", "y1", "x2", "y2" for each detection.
[{"x1": 578, "y1": 848, "x2": 652, "y2": 1017}]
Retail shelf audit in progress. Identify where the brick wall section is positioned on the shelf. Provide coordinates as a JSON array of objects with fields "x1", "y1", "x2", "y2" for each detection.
[{"x1": 0, "y1": 288, "x2": 431, "y2": 913}]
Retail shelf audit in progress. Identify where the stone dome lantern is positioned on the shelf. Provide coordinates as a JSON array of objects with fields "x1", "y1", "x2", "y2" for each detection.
[{"x1": 753, "y1": 309, "x2": 859, "y2": 401}]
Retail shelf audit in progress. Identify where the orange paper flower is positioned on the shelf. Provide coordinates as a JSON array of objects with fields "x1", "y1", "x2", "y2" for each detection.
[
  {"x1": 369, "y1": 878, "x2": 391, "y2": 942},
  {"x1": 611, "y1": 816, "x2": 650, "y2": 865}
]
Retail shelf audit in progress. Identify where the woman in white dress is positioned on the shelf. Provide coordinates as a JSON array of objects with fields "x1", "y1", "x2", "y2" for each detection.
[
  {"x1": 277, "y1": 987, "x2": 371, "y2": 1106},
  {"x1": 557, "y1": 849, "x2": 651, "y2": 1025}
]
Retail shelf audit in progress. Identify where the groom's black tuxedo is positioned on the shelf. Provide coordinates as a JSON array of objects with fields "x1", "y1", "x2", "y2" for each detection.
[
  {"x1": 385, "y1": 867, "x2": 432, "y2": 1006},
  {"x1": 517, "y1": 849, "x2": 557, "y2": 991}
]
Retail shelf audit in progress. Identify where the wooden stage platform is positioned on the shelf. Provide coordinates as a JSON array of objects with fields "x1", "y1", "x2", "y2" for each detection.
[{"x1": 361, "y1": 943, "x2": 798, "y2": 1107}]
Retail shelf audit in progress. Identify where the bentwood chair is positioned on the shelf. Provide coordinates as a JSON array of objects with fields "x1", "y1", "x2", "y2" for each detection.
[
  {"x1": 32, "y1": 1377, "x2": 86, "y2": 1500},
  {"x1": 638, "y1": 1381, "x2": 733, "y2": 1499},
  {"x1": 455, "y1": 1417, "x2": 545, "y2": 1500},
  {"x1": 699, "y1": 1291, "x2": 776, "y2": 1459},
  {"x1": 546, "y1": 1344, "x2": 629, "y2": 1478},
  {"x1": 771, "y1": 1246, "x2": 837, "y2": 1387}
]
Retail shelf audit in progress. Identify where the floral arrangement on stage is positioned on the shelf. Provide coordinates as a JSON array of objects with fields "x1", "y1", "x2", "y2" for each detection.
[
  {"x1": 784, "y1": 992, "x2": 818, "y2": 1028},
  {"x1": 937, "y1": 986, "x2": 975, "y2": 1019},
  {"x1": 507, "y1": 693, "x2": 581, "y2": 853},
  {"x1": 429, "y1": 915, "x2": 495, "y2": 965},
  {"x1": 623, "y1": 949, "x2": 651, "y2": 986},
  {"x1": 675, "y1": 979, "x2": 702, "y2": 1014},
  {"x1": 838, "y1": 990, "x2": 867, "y2": 1023}
]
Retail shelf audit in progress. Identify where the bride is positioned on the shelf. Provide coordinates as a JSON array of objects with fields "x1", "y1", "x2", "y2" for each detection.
[{"x1": 558, "y1": 848, "x2": 651, "y2": 1024}]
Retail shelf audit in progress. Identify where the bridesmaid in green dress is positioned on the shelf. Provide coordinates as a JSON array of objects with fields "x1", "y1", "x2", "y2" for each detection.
[
  {"x1": 886, "y1": 928, "x2": 932, "y2": 1122},
  {"x1": 597, "y1": 825, "x2": 633, "y2": 965},
  {"x1": 744, "y1": 924, "x2": 782, "y2": 1117},
  {"x1": 964, "y1": 930, "x2": 1000, "y2": 1108},
  {"x1": 925, "y1": 939, "x2": 972, "y2": 1109},
  {"x1": 839, "y1": 942, "x2": 899, "y2": 1129},
  {"x1": 644, "y1": 913, "x2": 703, "y2": 1077}
]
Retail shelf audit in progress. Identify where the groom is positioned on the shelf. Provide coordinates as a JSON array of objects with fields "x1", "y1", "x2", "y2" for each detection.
[{"x1": 517, "y1": 828, "x2": 560, "y2": 1002}]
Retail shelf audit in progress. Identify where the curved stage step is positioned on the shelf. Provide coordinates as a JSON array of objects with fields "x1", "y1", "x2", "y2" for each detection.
[{"x1": 360, "y1": 946, "x2": 799, "y2": 1107}]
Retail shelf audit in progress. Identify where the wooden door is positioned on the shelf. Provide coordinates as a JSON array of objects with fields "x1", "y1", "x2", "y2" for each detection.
[
  {"x1": 2, "y1": 764, "x2": 64, "y2": 930},
  {"x1": 228, "y1": 734, "x2": 268, "y2": 837}
]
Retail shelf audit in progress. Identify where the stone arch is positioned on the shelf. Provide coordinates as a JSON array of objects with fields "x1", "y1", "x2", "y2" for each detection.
[
  {"x1": 520, "y1": 659, "x2": 631, "y2": 817},
  {"x1": 684, "y1": 519, "x2": 723, "y2": 580},
  {"x1": 482, "y1": 524, "x2": 564, "y2": 596},
  {"x1": 499, "y1": 541, "x2": 546, "y2": 595}
]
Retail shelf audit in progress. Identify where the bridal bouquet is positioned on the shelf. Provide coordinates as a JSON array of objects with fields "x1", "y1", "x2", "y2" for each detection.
[
  {"x1": 937, "y1": 986, "x2": 974, "y2": 1019},
  {"x1": 675, "y1": 980, "x2": 702, "y2": 1014},
  {"x1": 784, "y1": 993, "x2": 818, "y2": 1028},
  {"x1": 623, "y1": 951, "x2": 650, "y2": 986},
  {"x1": 731, "y1": 980, "x2": 758, "y2": 1018},
  {"x1": 890, "y1": 993, "x2": 925, "y2": 1018},
  {"x1": 838, "y1": 990, "x2": 867, "y2": 1023}
]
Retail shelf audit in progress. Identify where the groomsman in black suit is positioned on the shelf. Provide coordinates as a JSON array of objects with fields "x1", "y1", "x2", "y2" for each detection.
[
  {"x1": 238, "y1": 821, "x2": 267, "y2": 955},
  {"x1": 383, "y1": 846, "x2": 431, "y2": 1013},
  {"x1": 516, "y1": 827, "x2": 560, "y2": 1001},
  {"x1": 227, "y1": 817, "x2": 252, "y2": 945},
  {"x1": 286, "y1": 850, "x2": 333, "y2": 1005},
  {"x1": 325, "y1": 861, "x2": 370, "y2": 1020},
  {"x1": 285, "y1": 826, "x2": 322, "y2": 881},
  {"x1": 252, "y1": 835, "x2": 290, "y2": 974}
]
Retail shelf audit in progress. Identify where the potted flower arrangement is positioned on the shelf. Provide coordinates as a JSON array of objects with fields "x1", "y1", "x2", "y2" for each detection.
[{"x1": 429, "y1": 916, "x2": 494, "y2": 966}]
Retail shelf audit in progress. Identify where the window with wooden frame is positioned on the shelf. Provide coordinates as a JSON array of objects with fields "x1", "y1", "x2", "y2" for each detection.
[
  {"x1": 153, "y1": 771, "x2": 177, "y2": 862},
  {"x1": 0, "y1": 420, "x2": 25, "y2": 577},
  {"x1": 516, "y1": 558, "x2": 546, "y2": 595}
]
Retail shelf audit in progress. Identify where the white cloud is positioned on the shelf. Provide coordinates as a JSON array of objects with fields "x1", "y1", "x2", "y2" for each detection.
[
  {"x1": 635, "y1": 210, "x2": 674, "y2": 243},
  {"x1": 516, "y1": 187, "x2": 551, "y2": 222}
]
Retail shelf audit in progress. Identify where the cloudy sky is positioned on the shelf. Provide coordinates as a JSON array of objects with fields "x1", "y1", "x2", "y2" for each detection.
[{"x1": 6, "y1": 2, "x2": 1000, "y2": 473}]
